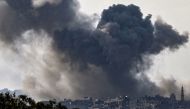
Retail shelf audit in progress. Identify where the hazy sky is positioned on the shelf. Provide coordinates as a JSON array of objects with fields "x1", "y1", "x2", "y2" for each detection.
[{"x1": 0, "y1": 0, "x2": 190, "y2": 93}]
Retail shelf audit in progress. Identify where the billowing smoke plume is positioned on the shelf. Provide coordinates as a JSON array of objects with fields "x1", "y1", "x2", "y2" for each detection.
[
  {"x1": 1, "y1": 0, "x2": 79, "y2": 42},
  {"x1": 0, "y1": 0, "x2": 188, "y2": 99}
]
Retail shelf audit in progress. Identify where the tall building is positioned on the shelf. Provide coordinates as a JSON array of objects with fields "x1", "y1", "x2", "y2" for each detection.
[{"x1": 181, "y1": 86, "x2": 184, "y2": 102}]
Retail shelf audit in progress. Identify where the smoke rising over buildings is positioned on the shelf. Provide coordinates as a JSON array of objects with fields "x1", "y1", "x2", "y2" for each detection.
[{"x1": 0, "y1": 0, "x2": 188, "y2": 99}]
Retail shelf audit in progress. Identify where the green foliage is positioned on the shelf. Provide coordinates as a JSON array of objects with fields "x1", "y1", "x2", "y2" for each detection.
[{"x1": 0, "y1": 92, "x2": 68, "y2": 109}]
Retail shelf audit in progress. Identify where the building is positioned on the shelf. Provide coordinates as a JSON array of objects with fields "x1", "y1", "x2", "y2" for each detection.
[{"x1": 59, "y1": 86, "x2": 190, "y2": 109}]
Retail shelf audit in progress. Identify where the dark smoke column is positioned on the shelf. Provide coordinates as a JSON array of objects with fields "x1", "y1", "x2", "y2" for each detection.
[
  {"x1": 54, "y1": 4, "x2": 188, "y2": 97},
  {"x1": 2, "y1": 0, "x2": 188, "y2": 98}
]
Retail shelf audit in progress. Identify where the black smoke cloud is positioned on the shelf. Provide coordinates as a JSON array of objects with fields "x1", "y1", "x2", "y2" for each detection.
[
  {"x1": 53, "y1": 4, "x2": 188, "y2": 97},
  {"x1": 0, "y1": 0, "x2": 188, "y2": 99},
  {"x1": 1, "y1": 0, "x2": 79, "y2": 41}
]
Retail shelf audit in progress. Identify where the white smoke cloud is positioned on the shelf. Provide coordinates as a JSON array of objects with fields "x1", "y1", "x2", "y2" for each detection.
[
  {"x1": 0, "y1": 35, "x2": 22, "y2": 90},
  {"x1": 0, "y1": 29, "x2": 75, "y2": 99},
  {"x1": 15, "y1": 30, "x2": 76, "y2": 100},
  {"x1": 32, "y1": 0, "x2": 62, "y2": 7}
]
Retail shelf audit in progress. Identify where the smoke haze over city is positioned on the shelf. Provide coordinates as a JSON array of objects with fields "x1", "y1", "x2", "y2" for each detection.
[{"x1": 0, "y1": 0, "x2": 189, "y2": 100}]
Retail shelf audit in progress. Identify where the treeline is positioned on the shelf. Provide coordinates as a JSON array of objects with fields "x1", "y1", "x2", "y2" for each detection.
[{"x1": 0, "y1": 92, "x2": 73, "y2": 109}]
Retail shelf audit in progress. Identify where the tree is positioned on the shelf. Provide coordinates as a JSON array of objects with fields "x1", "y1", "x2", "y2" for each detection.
[{"x1": 0, "y1": 92, "x2": 68, "y2": 109}]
